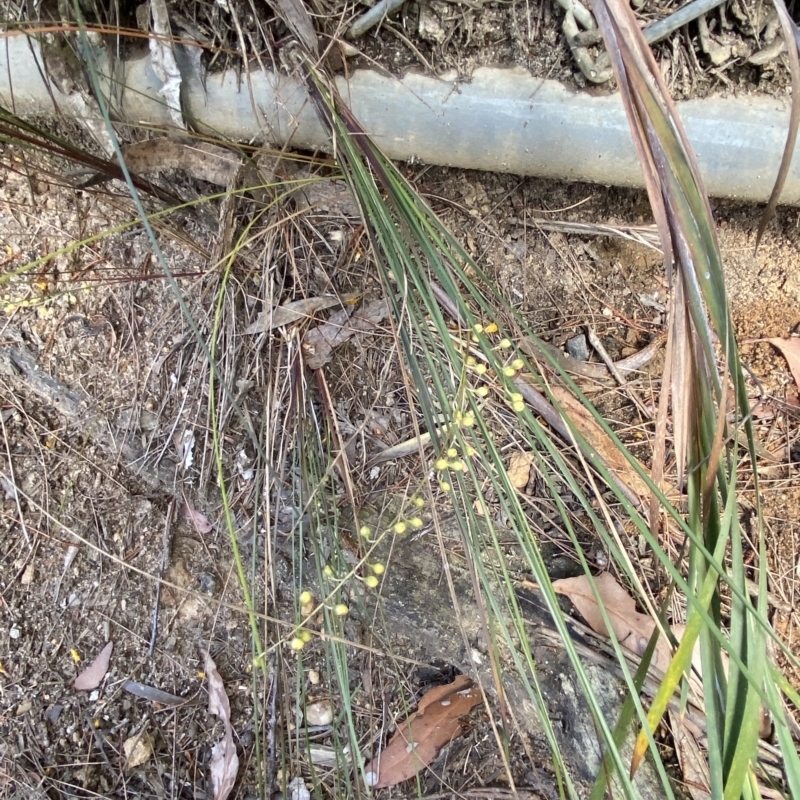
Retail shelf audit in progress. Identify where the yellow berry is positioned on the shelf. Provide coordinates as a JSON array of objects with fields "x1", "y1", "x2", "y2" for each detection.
[
  {"x1": 473, "y1": 323, "x2": 484, "y2": 333},
  {"x1": 465, "y1": 445, "x2": 476, "y2": 457},
  {"x1": 290, "y1": 638, "x2": 305, "y2": 651},
  {"x1": 446, "y1": 448, "x2": 458, "y2": 458},
  {"x1": 475, "y1": 386, "x2": 489, "y2": 397},
  {"x1": 363, "y1": 575, "x2": 379, "y2": 588},
  {"x1": 359, "y1": 525, "x2": 372, "y2": 538},
  {"x1": 512, "y1": 401, "x2": 526, "y2": 412},
  {"x1": 466, "y1": 356, "x2": 476, "y2": 366},
  {"x1": 323, "y1": 565, "x2": 334, "y2": 577},
  {"x1": 502, "y1": 366, "x2": 516, "y2": 377},
  {"x1": 371, "y1": 563, "x2": 386, "y2": 575},
  {"x1": 498, "y1": 338, "x2": 512, "y2": 349},
  {"x1": 409, "y1": 517, "x2": 424, "y2": 529},
  {"x1": 333, "y1": 604, "x2": 349, "y2": 616},
  {"x1": 299, "y1": 629, "x2": 313, "y2": 643},
  {"x1": 461, "y1": 414, "x2": 475, "y2": 427},
  {"x1": 485, "y1": 322, "x2": 499, "y2": 334},
  {"x1": 474, "y1": 364, "x2": 488, "y2": 375},
  {"x1": 299, "y1": 590, "x2": 313, "y2": 605},
  {"x1": 413, "y1": 497, "x2": 425, "y2": 508},
  {"x1": 439, "y1": 481, "x2": 451, "y2": 491},
  {"x1": 449, "y1": 460, "x2": 465, "y2": 471},
  {"x1": 393, "y1": 521, "x2": 407, "y2": 534},
  {"x1": 509, "y1": 392, "x2": 523, "y2": 402},
  {"x1": 511, "y1": 358, "x2": 524, "y2": 370}
]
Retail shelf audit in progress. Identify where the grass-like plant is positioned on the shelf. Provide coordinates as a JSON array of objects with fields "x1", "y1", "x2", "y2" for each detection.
[
  {"x1": 3, "y1": 2, "x2": 799, "y2": 797},
  {"x1": 271, "y1": 4, "x2": 800, "y2": 796}
]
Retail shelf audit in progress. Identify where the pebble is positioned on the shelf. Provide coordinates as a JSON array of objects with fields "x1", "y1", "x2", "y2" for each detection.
[
  {"x1": 305, "y1": 699, "x2": 333, "y2": 726},
  {"x1": 566, "y1": 334, "x2": 589, "y2": 361}
]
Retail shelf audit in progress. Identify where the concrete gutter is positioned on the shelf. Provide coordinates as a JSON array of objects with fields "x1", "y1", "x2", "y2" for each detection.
[{"x1": 0, "y1": 33, "x2": 794, "y2": 203}]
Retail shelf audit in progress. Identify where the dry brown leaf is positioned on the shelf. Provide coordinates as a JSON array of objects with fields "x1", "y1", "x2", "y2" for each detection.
[
  {"x1": 244, "y1": 295, "x2": 357, "y2": 335},
  {"x1": 552, "y1": 573, "x2": 672, "y2": 673},
  {"x1": 768, "y1": 337, "x2": 800, "y2": 391},
  {"x1": 364, "y1": 675, "x2": 482, "y2": 788},
  {"x1": 206, "y1": 652, "x2": 239, "y2": 800},
  {"x1": 73, "y1": 641, "x2": 113, "y2": 691},
  {"x1": 303, "y1": 299, "x2": 390, "y2": 370},
  {"x1": 550, "y1": 385, "x2": 649, "y2": 499},
  {"x1": 507, "y1": 451, "x2": 534, "y2": 489}
]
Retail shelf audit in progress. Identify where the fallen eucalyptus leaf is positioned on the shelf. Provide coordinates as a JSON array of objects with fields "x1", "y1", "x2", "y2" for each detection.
[
  {"x1": 363, "y1": 675, "x2": 482, "y2": 788},
  {"x1": 552, "y1": 572, "x2": 672, "y2": 672},
  {"x1": 550, "y1": 385, "x2": 650, "y2": 499}
]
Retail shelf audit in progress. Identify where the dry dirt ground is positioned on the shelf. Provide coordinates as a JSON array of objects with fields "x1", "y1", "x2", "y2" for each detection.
[{"x1": 2, "y1": 1, "x2": 800, "y2": 799}]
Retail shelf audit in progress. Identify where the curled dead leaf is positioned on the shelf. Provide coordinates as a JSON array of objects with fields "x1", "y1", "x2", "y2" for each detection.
[
  {"x1": 303, "y1": 299, "x2": 389, "y2": 370},
  {"x1": 205, "y1": 653, "x2": 239, "y2": 800},
  {"x1": 123, "y1": 733, "x2": 154, "y2": 768}
]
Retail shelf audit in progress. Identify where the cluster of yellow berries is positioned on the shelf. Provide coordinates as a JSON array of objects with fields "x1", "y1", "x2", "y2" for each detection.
[
  {"x1": 433, "y1": 443, "x2": 479, "y2": 492},
  {"x1": 464, "y1": 324, "x2": 528, "y2": 414},
  {"x1": 291, "y1": 557, "x2": 388, "y2": 651}
]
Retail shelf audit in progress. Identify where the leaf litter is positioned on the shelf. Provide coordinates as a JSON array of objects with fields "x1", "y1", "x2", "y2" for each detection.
[
  {"x1": 205, "y1": 652, "x2": 239, "y2": 800},
  {"x1": 768, "y1": 337, "x2": 800, "y2": 391},
  {"x1": 244, "y1": 293, "x2": 359, "y2": 334},
  {"x1": 363, "y1": 674, "x2": 482, "y2": 788},
  {"x1": 552, "y1": 572, "x2": 672, "y2": 672},
  {"x1": 303, "y1": 299, "x2": 390, "y2": 370},
  {"x1": 73, "y1": 641, "x2": 113, "y2": 691}
]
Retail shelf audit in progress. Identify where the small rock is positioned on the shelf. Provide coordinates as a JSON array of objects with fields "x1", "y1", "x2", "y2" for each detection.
[
  {"x1": 288, "y1": 777, "x2": 310, "y2": 800},
  {"x1": 123, "y1": 734, "x2": 153, "y2": 768},
  {"x1": 418, "y1": 6, "x2": 445, "y2": 43},
  {"x1": 566, "y1": 334, "x2": 589, "y2": 361},
  {"x1": 305, "y1": 699, "x2": 333, "y2": 726}
]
